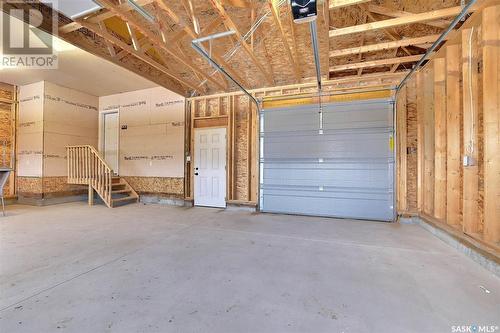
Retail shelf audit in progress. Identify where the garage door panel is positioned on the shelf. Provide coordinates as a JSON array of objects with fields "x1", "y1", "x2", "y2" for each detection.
[
  {"x1": 260, "y1": 98, "x2": 395, "y2": 221},
  {"x1": 323, "y1": 100, "x2": 393, "y2": 129},
  {"x1": 263, "y1": 132, "x2": 392, "y2": 159},
  {"x1": 263, "y1": 108, "x2": 318, "y2": 132},
  {"x1": 262, "y1": 189, "x2": 393, "y2": 220},
  {"x1": 263, "y1": 163, "x2": 391, "y2": 188}
]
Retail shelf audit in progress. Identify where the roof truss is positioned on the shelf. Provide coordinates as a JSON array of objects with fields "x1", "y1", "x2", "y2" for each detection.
[{"x1": 329, "y1": 6, "x2": 463, "y2": 37}]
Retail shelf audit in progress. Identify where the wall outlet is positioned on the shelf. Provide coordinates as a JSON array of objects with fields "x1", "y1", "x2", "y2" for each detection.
[{"x1": 463, "y1": 155, "x2": 476, "y2": 167}]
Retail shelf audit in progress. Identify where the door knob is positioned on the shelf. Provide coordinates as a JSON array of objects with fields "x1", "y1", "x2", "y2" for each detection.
[{"x1": 195, "y1": 172, "x2": 199, "y2": 176}]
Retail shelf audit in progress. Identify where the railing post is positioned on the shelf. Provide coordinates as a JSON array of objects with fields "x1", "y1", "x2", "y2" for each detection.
[
  {"x1": 108, "y1": 169, "x2": 112, "y2": 205},
  {"x1": 78, "y1": 147, "x2": 82, "y2": 183},
  {"x1": 88, "y1": 183, "x2": 94, "y2": 206},
  {"x1": 66, "y1": 145, "x2": 116, "y2": 208}
]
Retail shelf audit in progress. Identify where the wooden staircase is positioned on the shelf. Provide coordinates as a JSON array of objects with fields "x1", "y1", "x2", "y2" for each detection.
[{"x1": 66, "y1": 145, "x2": 139, "y2": 208}]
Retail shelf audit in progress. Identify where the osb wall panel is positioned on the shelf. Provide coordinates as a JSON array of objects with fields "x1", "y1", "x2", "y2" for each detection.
[
  {"x1": 405, "y1": 79, "x2": 418, "y2": 213},
  {"x1": 18, "y1": 176, "x2": 86, "y2": 197},
  {"x1": 234, "y1": 96, "x2": 250, "y2": 201},
  {"x1": 17, "y1": 177, "x2": 42, "y2": 197},
  {"x1": 123, "y1": 177, "x2": 184, "y2": 197},
  {"x1": 43, "y1": 177, "x2": 86, "y2": 197}
]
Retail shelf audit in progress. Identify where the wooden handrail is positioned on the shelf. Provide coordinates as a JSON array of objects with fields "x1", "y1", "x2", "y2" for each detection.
[{"x1": 66, "y1": 145, "x2": 114, "y2": 208}]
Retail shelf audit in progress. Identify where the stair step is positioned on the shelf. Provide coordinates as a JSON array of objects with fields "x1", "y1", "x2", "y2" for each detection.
[
  {"x1": 112, "y1": 189, "x2": 131, "y2": 194},
  {"x1": 112, "y1": 181, "x2": 127, "y2": 187},
  {"x1": 112, "y1": 196, "x2": 138, "y2": 203}
]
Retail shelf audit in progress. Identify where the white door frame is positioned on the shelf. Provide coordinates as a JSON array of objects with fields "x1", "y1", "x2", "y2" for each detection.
[
  {"x1": 100, "y1": 109, "x2": 120, "y2": 175},
  {"x1": 194, "y1": 127, "x2": 227, "y2": 208}
]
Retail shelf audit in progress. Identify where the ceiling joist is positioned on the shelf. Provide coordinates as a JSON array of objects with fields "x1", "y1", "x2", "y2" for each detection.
[
  {"x1": 59, "y1": 0, "x2": 155, "y2": 34},
  {"x1": 329, "y1": 0, "x2": 370, "y2": 10},
  {"x1": 366, "y1": 4, "x2": 452, "y2": 29},
  {"x1": 329, "y1": 6, "x2": 464, "y2": 37},
  {"x1": 330, "y1": 54, "x2": 424, "y2": 72},
  {"x1": 97, "y1": 0, "x2": 226, "y2": 91},
  {"x1": 97, "y1": 21, "x2": 117, "y2": 57},
  {"x1": 360, "y1": 5, "x2": 412, "y2": 56},
  {"x1": 268, "y1": 1, "x2": 301, "y2": 82},
  {"x1": 180, "y1": 0, "x2": 200, "y2": 34},
  {"x1": 209, "y1": 0, "x2": 275, "y2": 86},
  {"x1": 74, "y1": 19, "x2": 198, "y2": 92},
  {"x1": 330, "y1": 34, "x2": 441, "y2": 57}
]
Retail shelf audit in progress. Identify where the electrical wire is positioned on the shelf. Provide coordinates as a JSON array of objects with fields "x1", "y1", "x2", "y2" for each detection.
[
  {"x1": 191, "y1": 0, "x2": 288, "y2": 95},
  {"x1": 466, "y1": 26, "x2": 475, "y2": 156}
]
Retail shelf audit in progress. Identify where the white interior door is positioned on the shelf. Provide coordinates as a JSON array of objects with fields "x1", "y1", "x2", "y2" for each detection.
[
  {"x1": 194, "y1": 127, "x2": 227, "y2": 208},
  {"x1": 103, "y1": 112, "x2": 119, "y2": 174}
]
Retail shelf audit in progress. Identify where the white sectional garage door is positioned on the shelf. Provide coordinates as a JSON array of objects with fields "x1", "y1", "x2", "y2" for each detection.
[{"x1": 259, "y1": 97, "x2": 395, "y2": 221}]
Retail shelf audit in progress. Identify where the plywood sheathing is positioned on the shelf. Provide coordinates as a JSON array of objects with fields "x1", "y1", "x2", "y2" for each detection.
[
  {"x1": 42, "y1": 177, "x2": 86, "y2": 197},
  {"x1": 123, "y1": 176, "x2": 184, "y2": 197},
  {"x1": 234, "y1": 95, "x2": 249, "y2": 201},
  {"x1": 328, "y1": 0, "x2": 461, "y2": 78},
  {"x1": 8, "y1": 0, "x2": 461, "y2": 96},
  {"x1": 17, "y1": 177, "x2": 43, "y2": 197}
]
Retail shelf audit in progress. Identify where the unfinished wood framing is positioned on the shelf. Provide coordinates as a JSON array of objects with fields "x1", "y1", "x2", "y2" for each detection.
[
  {"x1": 445, "y1": 44, "x2": 462, "y2": 227},
  {"x1": 422, "y1": 65, "x2": 435, "y2": 217},
  {"x1": 186, "y1": 73, "x2": 403, "y2": 205},
  {"x1": 329, "y1": 35, "x2": 440, "y2": 58},
  {"x1": 481, "y1": 5, "x2": 500, "y2": 245},
  {"x1": 268, "y1": 1, "x2": 301, "y2": 81},
  {"x1": 330, "y1": 6, "x2": 463, "y2": 38},
  {"x1": 396, "y1": 85, "x2": 407, "y2": 213},
  {"x1": 462, "y1": 27, "x2": 480, "y2": 236},
  {"x1": 416, "y1": 72, "x2": 424, "y2": 213},
  {"x1": 366, "y1": 4, "x2": 452, "y2": 29},
  {"x1": 330, "y1": 54, "x2": 423, "y2": 72},
  {"x1": 433, "y1": 57, "x2": 447, "y2": 221},
  {"x1": 397, "y1": 3, "x2": 500, "y2": 252},
  {"x1": 329, "y1": 0, "x2": 370, "y2": 10}
]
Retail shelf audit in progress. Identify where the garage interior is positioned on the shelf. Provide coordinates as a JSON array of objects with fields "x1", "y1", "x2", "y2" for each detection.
[{"x1": 0, "y1": 0, "x2": 499, "y2": 332}]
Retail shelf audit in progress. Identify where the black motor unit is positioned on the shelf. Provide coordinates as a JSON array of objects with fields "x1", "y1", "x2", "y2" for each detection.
[{"x1": 291, "y1": 0, "x2": 317, "y2": 24}]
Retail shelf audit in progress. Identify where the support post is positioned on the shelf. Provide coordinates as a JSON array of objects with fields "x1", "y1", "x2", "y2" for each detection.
[
  {"x1": 88, "y1": 183, "x2": 94, "y2": 206},
  {"x1": 462, "y1": 28, "x2": 479, "y2": 235},
  {"x1": 446, "y1": 44, "x2": 462, "y2": 227},
  {"x1": 433, "y1": 58, "x2": 447, "y2": 220}
]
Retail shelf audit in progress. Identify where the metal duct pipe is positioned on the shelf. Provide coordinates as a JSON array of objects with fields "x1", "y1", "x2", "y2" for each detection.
[
  {"x1": 309, "y1": 20, "x2": 322, "y2": 91},
  {"x1": 396, "y1": 0, "x2": 477, "y2": 92},
  {"x1": 191, "y1": 32, "x2": 260, "y2": 109}
]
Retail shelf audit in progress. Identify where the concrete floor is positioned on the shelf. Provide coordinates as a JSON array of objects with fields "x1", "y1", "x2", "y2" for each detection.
[{"x1": 0, "y1": 203, "x2": 499, "y2": 333}]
